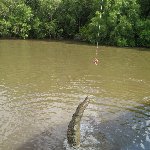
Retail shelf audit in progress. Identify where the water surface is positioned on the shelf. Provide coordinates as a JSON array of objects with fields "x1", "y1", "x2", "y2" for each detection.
[{"x1": 0, "y1": 40, "x2": 150, "y2": 150}]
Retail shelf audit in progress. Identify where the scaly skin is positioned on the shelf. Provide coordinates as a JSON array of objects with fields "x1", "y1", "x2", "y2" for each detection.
[{"x1": 67, "y1": 96, "x2": 90, "y2": 147}]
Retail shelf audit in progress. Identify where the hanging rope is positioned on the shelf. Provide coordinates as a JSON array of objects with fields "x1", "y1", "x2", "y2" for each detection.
[{"x1": 93, "y1": 0, "x2": 103, "y2": 65}]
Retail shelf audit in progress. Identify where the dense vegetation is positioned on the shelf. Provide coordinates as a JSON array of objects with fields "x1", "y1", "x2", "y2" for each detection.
[{"x1": 0, "y1": 0, "x2": 150, "y2": 47}]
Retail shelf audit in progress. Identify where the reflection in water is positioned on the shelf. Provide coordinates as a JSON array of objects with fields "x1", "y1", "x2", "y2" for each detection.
[{"x1": 0, "y1": 40, "x2": 150, "y2": 150}]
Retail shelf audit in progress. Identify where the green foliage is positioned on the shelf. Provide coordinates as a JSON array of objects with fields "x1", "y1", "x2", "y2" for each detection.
[
  {"x1": 136, "y1": 19, "x2": 150, "y2": 47},
  {"x1": 55, "y1": 0, "x2": 99, "y2": 38},
  {"x1": 0, "y1": 0, "x2": 11, "y2": 37},
  {"x1": 79, "y1": 11, "x2": 107, "y2": 44},
  {"x1": 137, "y1": 0, "x2": 150, "y2": 19},
  {"x1": 0, "y1": 19, "x2": 11, "y2": 37},
  {"x1": 25, "y1": 0, "x2": 61, "y2": 38},
  {"x1": 10, "y1": 3, "x2": 33, "y2": 39},
  {"x1": 80, "y1": 0, "x2": 140, "y2": 47},
  {"x1": 0, "y1": 0, "x2": 32, "y2": 39},
  {"x1": 0, "y1": 0, "x2": 149, "y2": 47},
  {"x1": 111, "y1": 15, "x2": 135, "y2": 47}
]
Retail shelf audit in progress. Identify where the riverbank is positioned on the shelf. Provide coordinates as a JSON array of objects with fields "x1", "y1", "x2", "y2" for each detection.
[{"x1": 0, "y1": 38, "x2": 150, "y2": 50}]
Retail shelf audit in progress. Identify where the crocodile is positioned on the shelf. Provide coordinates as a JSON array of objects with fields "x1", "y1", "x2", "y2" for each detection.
[{"x1": 67, "y1": 96, "x2": 90, "y2": 147}]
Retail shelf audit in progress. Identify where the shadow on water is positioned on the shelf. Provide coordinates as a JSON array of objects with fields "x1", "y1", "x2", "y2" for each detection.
[
  {"x1": 134, "y1": 47, "x2": 150, "y2": 52},
  {"x1": 49, "y1": 40, "x2": 150, "y2": 52},
  {"x1": 16, "y1": 103, "x2": 150, "y2": 150},
  {"x1": 18, "y1": 39, "x2": 95, "y2": 47},
  {"x1": 16, "y1": 123, "x2": 67, "y2": 150}
]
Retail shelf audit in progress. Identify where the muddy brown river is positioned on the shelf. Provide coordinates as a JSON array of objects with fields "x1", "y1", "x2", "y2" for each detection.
[{"x1": 0, "y1": 40, "x2": 150, "y2": 150}]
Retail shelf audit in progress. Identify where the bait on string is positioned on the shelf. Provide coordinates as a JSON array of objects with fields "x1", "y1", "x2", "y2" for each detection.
[{"x1": 93, "y1": 0, "x2": 103, "y2": 65}]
